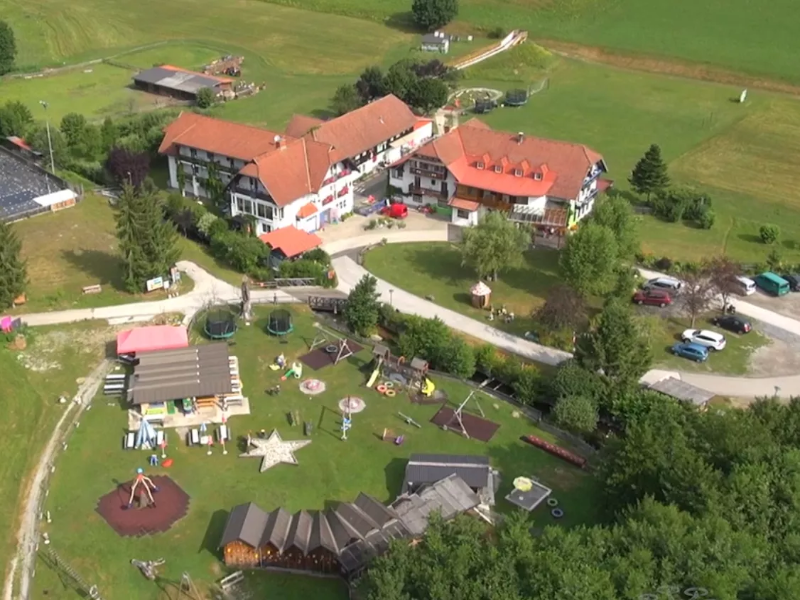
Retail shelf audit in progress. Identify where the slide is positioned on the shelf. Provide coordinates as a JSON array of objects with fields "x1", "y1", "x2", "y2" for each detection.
[
  {"x1": 422, "y1": 378, "x2": 435, "y2": 397},
  {"x1": 367, "y1": 367, "x2": 381, "y2": 388}
]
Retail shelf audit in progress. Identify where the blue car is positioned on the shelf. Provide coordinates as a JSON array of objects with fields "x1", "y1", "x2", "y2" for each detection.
[{"x1": 671, "y1": 342, "x2": 709, "y2": 362}]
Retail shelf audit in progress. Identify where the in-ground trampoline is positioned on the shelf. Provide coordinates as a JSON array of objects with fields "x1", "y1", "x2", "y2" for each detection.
[
  {"x1": 504, "y1": 88, "x2": 529, "y2": 107},
  {"x1": 205, "y1": 308, "x2": 238, "y2": 340},
  {"x1": 267, "y1": 309, "x2": 293, "y2": 336}
]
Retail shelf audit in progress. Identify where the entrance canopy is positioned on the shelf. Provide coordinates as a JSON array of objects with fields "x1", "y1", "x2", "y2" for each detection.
[{"x1": 117, "y1": 325, "x2": 189, "y2": 356}]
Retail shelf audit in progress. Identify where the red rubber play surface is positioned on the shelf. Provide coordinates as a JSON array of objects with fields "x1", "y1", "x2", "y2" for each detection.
[{"x1": 95, "y1": 475, "x2": 190, "y2": 537}]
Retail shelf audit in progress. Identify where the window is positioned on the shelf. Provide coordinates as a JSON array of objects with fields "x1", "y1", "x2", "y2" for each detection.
[
  {"x1": 494, "y1": 165, "x2": 502, "y2": 174},
  {"x1": 392, "y1": 168, "x2": 403, "y2": 178},
  {"x1": 476, "y1": 161, "x2": 484, "y2": 170},
  {"x1": 208, "y1": 152, "x2": 215, "y2": 162},
  {"x1": 431, "y1": 179, "x2": 437, "y2": 186},
  {"x1": 236, "y1": 198, "x2": 244, "y2": 213},
  {"x1": 243, "y1": 200, "x2": 253, "y2": 215},
  {"x1": 502, "y1": 194, "x2": 510, "y2": 202},
  {"x1": 190, "y1": 148, "x2": 197, "y2": 159},
  {"x1": 534, "y1": 172, "x2": 543, "y2": 181},
  {"x1": 457, "y1": 209, "x2": 470, "y2": 219},
  {"x1": 482, "y1": 189, "x2": 492, "y2": 199},
  {"x1": 514, "y1": 169, "x2": 523, "y2": 177},
  {"x1": 257, "y1": 203, "x2": 268, "y2": 219}
]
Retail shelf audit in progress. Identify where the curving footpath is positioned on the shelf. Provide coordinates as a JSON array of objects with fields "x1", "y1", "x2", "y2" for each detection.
[
  {"x1": 326, "y1": 231, "x2": 800, "y2": 398},
  {"x1": 11, "y1": 233, "x2": 800, "y2": 398}
]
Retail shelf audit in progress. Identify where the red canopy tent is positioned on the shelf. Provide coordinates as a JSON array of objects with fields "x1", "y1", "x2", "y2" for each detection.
[{"x1": 116, "y1": 325, "x2": 189, "y2": 356}]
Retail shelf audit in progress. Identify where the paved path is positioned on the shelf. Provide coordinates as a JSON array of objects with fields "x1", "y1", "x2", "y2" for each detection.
[{"x1": 330, "y1": 232, "x2": 800, "y2": 398}]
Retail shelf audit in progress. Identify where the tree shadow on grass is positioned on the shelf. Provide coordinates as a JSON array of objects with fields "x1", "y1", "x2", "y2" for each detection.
[
  {"x1": 60, "y1": 248, "x2": 126, "y2": 292},
  {"x1": 385, "y1": 12, "x2": 421, "y2": 34},
  {"x1": 199, "y1": 509, "x2": 230, "y2": 555},
  {"x1": 383, "y1": 457, "x2": 407, "y2": 499},
  {"x1": 310, "y1": 108, "x2": 335, "y2": 121},
  {"x1": 738, "y1": 233, "x2": 763, "y2": 245}
]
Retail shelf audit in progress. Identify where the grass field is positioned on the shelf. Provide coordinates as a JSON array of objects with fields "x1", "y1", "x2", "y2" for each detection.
[
  {"x1": 364, "y1": 242, "x2": 563, "y2": 337},
  {"x1": 33, "y1": 306, "x2": 596, "y2": 598},
  {"x1": 253, "y1": 0, "x2": 800, "y2": 84},
  {"x1": 0, "y1": 321, "x2": 122, "y2": 592},
  {"x1": 7, "y1": 196, "x2": 194, "y2": 313}
]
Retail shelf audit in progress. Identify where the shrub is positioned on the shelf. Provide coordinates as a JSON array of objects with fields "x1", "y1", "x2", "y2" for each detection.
[
  {"x1": 473, "y1": 344, "x2": 498, "y2": 375},
  {"x1": 698, "y1": 208, "x2": 715, "y2": 230},
  {"x1": 210, "y1": 230, "x2": 269, "y2": 274},
  {"x1": 196, "y1": 87, "x2": 215, "y2": 109},
  {"x1": 760, "y1": 224, "x2": 780, "y2": 245},
  {"x1": 303, "y1": 248, "x2": 331, "y2": 266},
  {"x1": 513, "y1": 368, "x2": 542, "y2": 406},
  {"x1": 550, "y1": 360, "x2": 604, "y2": 403},
  {"x1": 488, "y1": 26, "x2": 505, "y2": 39},
  {"x1": 437, "y1": 337, "x2": 476, "y2": 378},
  {"x1": 654, "y1": 257, "x2": 673, "y2": 271}
]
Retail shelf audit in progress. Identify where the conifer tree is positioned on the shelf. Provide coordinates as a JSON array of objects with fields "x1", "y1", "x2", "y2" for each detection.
[
  {"x1": 0, "y1": 219, "x2": 27, "y2": 309},
  {"x1": 116, "y1": 185, "x2": 179, "y2": 292},
  {"x1": 629, "y1": 143, "x2": 670, "y2": 200}
]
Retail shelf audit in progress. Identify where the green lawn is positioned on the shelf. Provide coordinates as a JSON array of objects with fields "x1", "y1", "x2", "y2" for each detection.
[
  {"x1": 364, "y1": 242, "x2": 563, "y2": 337},
  {"x1": 254, "y1": 0, "x2": 800, "y2": 84},
  {"x1": 640, "y1": 312, "x2": 769, "y2": 375},
  {"x1": 34, "y1": 306, "x2": 596, "y2": 598},
  {"x1": 7, "y1": 196, "x2": 194, "y2": 313},
  {"x1": 0, "y1": 321, "x2": 123, "y2": 592}
]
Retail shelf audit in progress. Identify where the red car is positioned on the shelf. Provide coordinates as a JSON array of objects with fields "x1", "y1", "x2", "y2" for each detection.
[
  {"x1": 632, "y1": 288, "x2": 672, "y2": 307},
  {"x1": 381, "y1": 202, "x2": 408, "y2": 219}
]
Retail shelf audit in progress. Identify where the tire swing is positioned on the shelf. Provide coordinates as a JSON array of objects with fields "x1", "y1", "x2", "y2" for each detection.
[
  {"x1": 376, "y1": 384, "x2": 388, "y2": 394},
  {"x1": 546, "y1": 498, "x2": 559, "y2": 507},
  {"x1": 551, "y1": 508, "x2": 564, "y2": 519},
  {"x1": 385, "y1": 389, "x2": 397, "y2": 398}
]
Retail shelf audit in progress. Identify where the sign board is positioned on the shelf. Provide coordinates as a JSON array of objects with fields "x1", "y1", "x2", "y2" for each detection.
[
  {"x1": 146, "y1": 276, "x2": 164, "y2": 292},
  {"x1": 739, "y1": 89, "x2": 747, "y2": 103},
  {"x1": 170, "y1": 266, "x2": 181, "y2": 283}
]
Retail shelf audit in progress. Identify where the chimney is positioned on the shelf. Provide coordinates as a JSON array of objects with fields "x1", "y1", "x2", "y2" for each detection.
[{"x1": 517, "y1": 132, "x2": 524, "y2": 144}]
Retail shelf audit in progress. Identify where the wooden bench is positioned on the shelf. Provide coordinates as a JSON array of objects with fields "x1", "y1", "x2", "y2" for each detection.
[{"x1": 82, "y1": 284, "x2": 102, "y2": 295}]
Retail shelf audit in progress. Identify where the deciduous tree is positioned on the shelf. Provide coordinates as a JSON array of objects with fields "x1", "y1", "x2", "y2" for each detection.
[
  {"x1": 629, "y1": 143, "x2": 669, "y2": 200},
  {"x1": 106, "y1": 146, "x2": 151, "y2": 188},
  {"x1": 707, "y1": 256, "x2": 741, "y2": 310},
  {"x1": 460, "y1": 211, "x2": 529, "y2": 282},
  {"x1": 0, "y1": 219, "x2": 27, "y2": 309},
  {"x1": 409, "y1": 77, "x2": 448, "y2": 113},
  {"x1": 195, "y1": 87, "x2": 215, "y2": 108},
  {"x1": 0, "y1": 20, "x2": 16, "y2": 76},
  {"x1": 680, "y1": 268, "x2": 714, "y2": 327},
  {"x1": 535, "y1": 284, "x2": 585, "y2": 330},
  {"x1": 559, "y1": 221, "x2": 618, "y2": 297},
  {"x1": 355, "y1": 66, "x2": 387, "y2": 103},
  {"x1": 575, "y1": 298, "x2": 651, "y2": 391},
  {"x1": 759, "y1": 224, "x2": 780, "y2": 245},
  {"x1": 331, "y1": 84, "x2": 361, "y2": 116},
  {"x1": 0, "y1": 100, "x2": 33, "y2": 137},
  {"x1": 592, "y1": 195, "x2": 639, "y2": 260},
  {"x1": 553, "y1": 395, "x2": 598, "y2": 434},
  {"x1": 411, "y1": 0, "x2": 458, "y2": 31},
  {"x1": 344, "y1": 274, "x2": 380, "y2": 336}
]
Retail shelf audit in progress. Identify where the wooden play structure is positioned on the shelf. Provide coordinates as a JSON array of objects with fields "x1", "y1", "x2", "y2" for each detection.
[
  {"x1": 442, "y1": 392, "x2": 484, "y2": 439},
  {"x1": 309, "y1": 325, "x2": 354, "y2": 366},
  {"x1": 371, "y1": 345, "x2": 428, "y2": 389},
  {"x1": 523, "y1": 435, "x2": 587, "y2": 468}
]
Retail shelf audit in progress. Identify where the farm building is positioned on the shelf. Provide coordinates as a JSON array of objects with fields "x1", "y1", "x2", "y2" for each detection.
[
  {"x1": 218, "y1": 473, "x2": 480, "y2": 578},
  {"x1": 421, "y1": 32, "x2": 450, "y2": 53},
  {"x1": 258, "y1": 225, "x2": 322, "y2": 267},
  {"x1": 0, "y1": 147, "x2": 77, "y2": 222},
  {"x1": 132, "y1": 65, "x2": 233, "y2": 101}
]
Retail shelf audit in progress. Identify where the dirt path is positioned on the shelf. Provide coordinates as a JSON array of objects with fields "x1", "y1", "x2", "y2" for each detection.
[
  {"x1": 3, "y1": 360, "x2": 111, "y2": 600},
  {"x1": 538, "y1": 39, "x2": 800, "y2": 97}
]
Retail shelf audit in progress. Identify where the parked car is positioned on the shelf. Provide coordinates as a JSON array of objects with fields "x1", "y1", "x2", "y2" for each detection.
[
  {"x1": 632, "y1": 289, "x2": 672, "y2": 307},
  {"x1": 735, "y1": 276, "x2": 756, "y2": 295},
  {"x1": 643, "y1": 276, "x2": 684, "y2": 291},
  {"x1": 381, "y1": 202, "x2": 408, "y2": 219},
  {"x1": 780, "y1": 273, "x2": 800, "y2": 292},
  {"x1": 671, "y1": 342, "x2": 710, "y2": 363},
  {"x1": 710, "y1": 314, "x2": 752, "y2": 334},
  {"x1": 754, "y1": 272, "x2": 790, "y2": 296},
  {"x1": 681, "y1": 329, "x2": 727, "y2": 351}
]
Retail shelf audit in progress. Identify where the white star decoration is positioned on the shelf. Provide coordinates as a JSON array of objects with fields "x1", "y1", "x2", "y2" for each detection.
[{"x1": 240, "y1": 429, "x2": 312, "y2": 472}]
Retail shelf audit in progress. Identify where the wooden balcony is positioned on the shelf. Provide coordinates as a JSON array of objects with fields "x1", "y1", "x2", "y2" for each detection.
[
  {"x1": 409, "y1": 185, "x2": 447, "y2": 198},
  {"x1": 410, "y1": 166, "x2": 446, "y2": 179}
]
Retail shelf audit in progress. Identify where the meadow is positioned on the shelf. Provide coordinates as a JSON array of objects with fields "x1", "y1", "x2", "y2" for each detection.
[
  {"x1": 254, "y1": 0, "x2": 800, "y2": 84},
  {"x1": 33, "y1": 306, "x2": 596, "y2": 598}
]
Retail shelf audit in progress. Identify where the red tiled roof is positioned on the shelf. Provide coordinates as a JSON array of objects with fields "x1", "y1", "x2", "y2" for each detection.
[
  {"x1": 285, "y1": 114, "x2": 325, "y2": 138},
  {"x1": 448, "y1": 198, "x2": 480, "y2": 211},
  {"x1": 596, "y1": 178, "x2": 614, "y2": 193},
  {"x1": 7, "y1": 136, "x2": 31, "y2": 151},
  {"x1": 158, "y1": 112, "x2": 290, "y2": 161},
  {"x1": 413, "y1": 120, "x2": 605, "y2": 200},
  {"x1": 305, "y1": 95, "x2": 418, "y2": 163},
  {"x1": 413, "y1": 118, "x2": 433, "y2": 131},
  {"x1": 259, "y1": 226, "x2": 322, "y2": 259},
  {"x1": 297, "y1": 202, "x2": 318, "y2": 218}
]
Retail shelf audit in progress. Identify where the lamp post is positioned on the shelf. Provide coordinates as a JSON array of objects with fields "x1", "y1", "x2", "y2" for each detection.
[
  {"x1": 389, "y1": 289, "x2": 394, "y2": 306},
  {"x1": 39, "y1": 101, "x2": 56, "y2": 176}
]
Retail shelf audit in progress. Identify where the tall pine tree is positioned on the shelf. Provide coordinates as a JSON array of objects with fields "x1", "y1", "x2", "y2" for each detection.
[
  {"x1": 116, "y1": 185, "x2": 179, "y2": 293},
  {"x1": 629, "y1": 143, "x2": 670, "y2": 200},
  {"x1": 0, "y1": 219, "x2": 27, "y2": 308}
]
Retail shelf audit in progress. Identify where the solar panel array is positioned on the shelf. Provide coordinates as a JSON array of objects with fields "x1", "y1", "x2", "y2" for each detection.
[{"x1": 0, "y1": 150, "x2": 61, "y2": 221}]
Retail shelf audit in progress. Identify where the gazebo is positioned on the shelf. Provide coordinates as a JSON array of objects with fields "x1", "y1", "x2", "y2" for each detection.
[{"x1": 470, "y1": 281, "x2": 492, "y2": 309}]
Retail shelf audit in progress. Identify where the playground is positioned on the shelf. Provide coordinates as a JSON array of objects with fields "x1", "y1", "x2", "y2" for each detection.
[{"x1": 34, "y1": 305, "x2": 596, "y2": 598}]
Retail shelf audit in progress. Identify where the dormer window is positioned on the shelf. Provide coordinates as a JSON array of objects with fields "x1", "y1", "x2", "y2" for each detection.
[
  {"x1": 476, "y1": 161, "x2": 484, "y2": 170},
  {"x1": 534, "y1": 172, "x2": 543, "y2": 181},
  {"x1": 494, "y1": 165, "x2": 502, "y2": 174},
  {"x1": 514, "y1": 169, "x2": 523, "y2": 177}
]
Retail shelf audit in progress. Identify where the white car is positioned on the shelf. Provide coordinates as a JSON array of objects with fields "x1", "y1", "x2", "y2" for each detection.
[
  {"x1": 736, "y1": 276, "x2": 756, "y2": 295},
  {"x1": 644, "y1": 276, "x2": 684, "y2": 291},
  {"x1": 681, "y1": 329, "x2": 726, "y2": 351}
]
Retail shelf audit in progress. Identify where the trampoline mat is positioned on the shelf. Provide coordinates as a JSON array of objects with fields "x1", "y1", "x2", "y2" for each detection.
[
  {"x1": 430, "y1": 406, "x2": 500, "y2": 442},
  {"x1": 300, "y1": 340, "x2": 363, "y2": 370}
]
